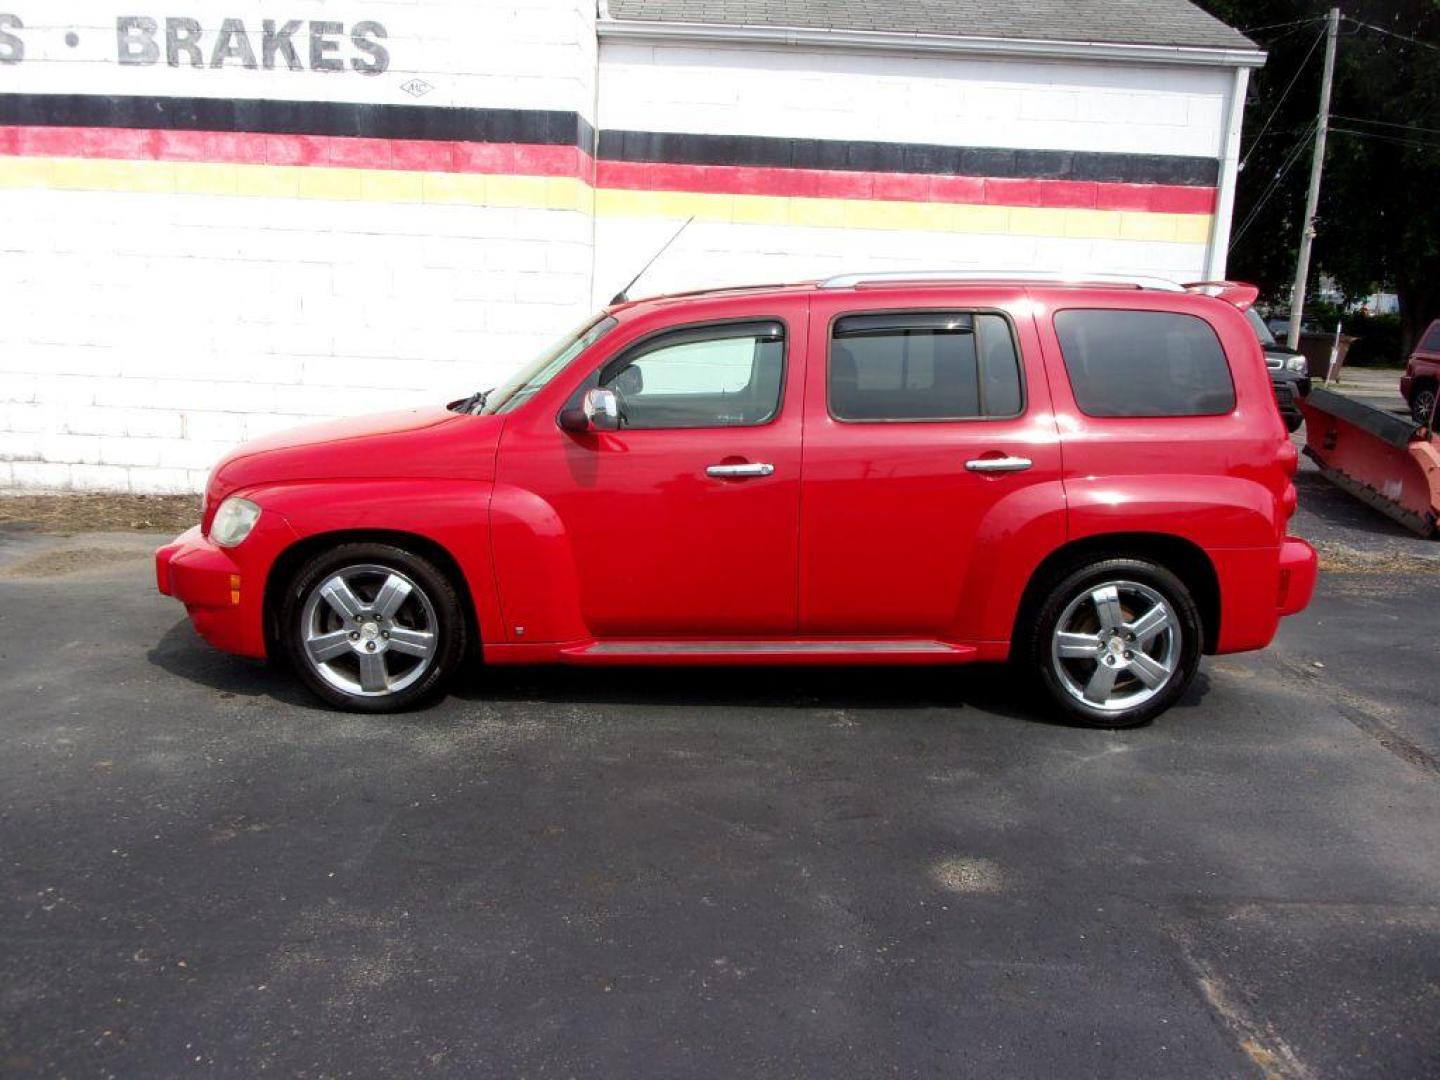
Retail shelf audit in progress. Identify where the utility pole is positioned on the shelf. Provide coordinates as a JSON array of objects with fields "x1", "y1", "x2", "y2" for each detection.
[{"x1": 1287, "y1": 6, "x2": 1341, "y2": 350}]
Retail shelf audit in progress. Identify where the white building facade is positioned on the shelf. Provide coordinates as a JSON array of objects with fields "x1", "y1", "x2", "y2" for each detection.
[{"x1": 0, "y1": 1, "x2": 1262, "y2": 494}]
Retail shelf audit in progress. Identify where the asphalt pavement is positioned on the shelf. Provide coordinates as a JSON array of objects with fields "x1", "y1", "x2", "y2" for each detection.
[{"x1": 1, "y1": 508, "x2": 1438, "y2": 1078}]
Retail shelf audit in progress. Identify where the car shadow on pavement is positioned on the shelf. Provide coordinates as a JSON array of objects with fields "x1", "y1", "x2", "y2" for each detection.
[
  {"x1": 147, "y1": 617, "x2": 1212, "y2": 728},
  {"x1": 147, "y1": 618, "x2": 316, "y2": 708},
  {"x1": 451, "y1": 658, "x2": 1212, "y2": 728}
]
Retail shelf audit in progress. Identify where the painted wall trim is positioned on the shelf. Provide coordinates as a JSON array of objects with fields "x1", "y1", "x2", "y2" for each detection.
[
  {"x1": 598, "y1": 129, "x2": 1219, "y2": 188},
  {"x1": 1205, "y1": 65, "x2": 1251, "y2": 280},
  {"x1": 597, "y1": 18, "x2": 1266, "y2": 70},
  {"x1": 0, "y1": 93, "x2": 596, "y2": 150}
]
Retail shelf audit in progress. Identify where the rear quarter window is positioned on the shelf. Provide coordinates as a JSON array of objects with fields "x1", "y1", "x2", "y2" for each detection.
[
  {"x1": 1418, "y1": 322, "x2": 1440, "y2": 354},
  {"x1": 1054, "y1": 309, "x2": 1235, "y2": 418}
]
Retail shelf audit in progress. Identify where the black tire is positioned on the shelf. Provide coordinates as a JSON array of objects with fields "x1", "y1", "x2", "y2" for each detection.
[
  {"x1": 1020, "y1": 557, "x2": 1203, "y2": 729},
  {"x1": 1411, "y1": 384, "x2": 1437, "y2": 426},
  {"x1": 1285, "y1": 413, "x2": 1304, "y2": 434},
  {"x1": 279, "y1": 542, "x2": 468, "y2": 713}
]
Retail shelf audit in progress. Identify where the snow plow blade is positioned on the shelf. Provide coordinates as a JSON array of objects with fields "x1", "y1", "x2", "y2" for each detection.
[{"x1": 1299, "y1": 387, "x2": 1440, "y2": 538}]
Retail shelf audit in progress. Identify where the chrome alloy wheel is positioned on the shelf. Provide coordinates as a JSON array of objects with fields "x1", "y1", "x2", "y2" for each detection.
[
  {"x1": 1049, "y1": 580, "x2": 1180, "y2": 713},
  {"x1": 298, "y1": 564, "x2": 439, "y2": 698}
]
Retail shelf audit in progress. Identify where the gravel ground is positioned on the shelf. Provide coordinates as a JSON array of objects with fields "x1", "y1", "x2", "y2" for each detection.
[{"x1": 0, "y1": 493, "x2": 199, "y2": 534}]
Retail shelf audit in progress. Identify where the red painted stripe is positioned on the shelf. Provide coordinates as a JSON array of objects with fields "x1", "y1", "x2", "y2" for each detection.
[
  {"x1": 0, "y1": 124, "x2": 1216, "y2": 214},
  {"x1": 594, "y1": 159, "x2": 1214, "y2": 214},
  {"x1": 0, "y1": 125, "x2": 589, "y2": 178}
]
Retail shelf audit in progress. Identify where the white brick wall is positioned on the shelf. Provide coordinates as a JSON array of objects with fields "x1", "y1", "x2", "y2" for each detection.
[
  {"x1": 1, "y1": 0, "x2": 598, "y2": 493},
  {"x1": 592, "y1": 40, "x2": 1229, "y2": 303},
  {"x1": 0, "y1": 5, "x2": 1246, "y2": 494},
  {"x1": 598, "y1": 42, "x2": 1231, "y2": 157},
  {"x1": 3, "y1": 1, "x2": 598, "y2": 114},
  {"x1": 0, "y1": 185, "x2": 595, "y2": 493}
]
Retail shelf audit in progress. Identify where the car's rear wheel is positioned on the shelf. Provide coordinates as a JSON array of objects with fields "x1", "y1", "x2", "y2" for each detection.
[
  {"x1": 1024, "y1": 558, "x2": 1202, "y2": 729},
  {"x1": 280, "y1": 542, "x2": 467, "y2": 713},
  {"x1": 1412, "y1": 384, "x2": 1437, "y2": 425}
]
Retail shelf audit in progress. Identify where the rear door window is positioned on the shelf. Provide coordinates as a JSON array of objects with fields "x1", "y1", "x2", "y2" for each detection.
[
  {"x1": 829, "y1": 311, "x2": 1023, "y2": 421},
  {"x1": 1053, "y1": 309, "x2": 1235, "y2": 418}
]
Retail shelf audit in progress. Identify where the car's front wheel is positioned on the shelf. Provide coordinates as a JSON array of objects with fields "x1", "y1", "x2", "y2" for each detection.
[
  {"x1": 1024, "y1": 558, "x2": 1202, "y2": 728},
  {"x1": 1412, "y1": 384, "x2": 1437, "y2": 426},
  {"x1": 280, "y1": 542, "x2": 467, "y2": 712}
]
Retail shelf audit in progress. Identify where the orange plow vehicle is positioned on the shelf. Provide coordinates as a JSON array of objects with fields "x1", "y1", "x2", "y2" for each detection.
[{"x1": 1299, "y1": 387, "x2": 1440, "y2": 538}]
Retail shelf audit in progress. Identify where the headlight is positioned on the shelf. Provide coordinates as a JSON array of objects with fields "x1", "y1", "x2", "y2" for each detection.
[
  {"x1": 210, "y1": 497, "x2": 261, "y2": 547},
  {"x1": 1285, "y1": 355, "x2": 1309, "y2": 375}
]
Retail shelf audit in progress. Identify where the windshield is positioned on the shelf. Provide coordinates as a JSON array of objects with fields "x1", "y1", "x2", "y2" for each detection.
[
  {"x1": 482, "y1": 315, "x2": 618, "y2": 415},
  {"x1": 1245, "y1": 307, "x2": 1277, "y2": 346}
]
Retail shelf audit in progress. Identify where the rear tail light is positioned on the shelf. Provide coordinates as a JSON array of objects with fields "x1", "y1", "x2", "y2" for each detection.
[{"x1": 1278, "y1": 440, "x2": 1299, "y2": 477}]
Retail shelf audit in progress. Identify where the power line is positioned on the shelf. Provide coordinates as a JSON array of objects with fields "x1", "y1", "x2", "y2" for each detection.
[
  {"x1": 1240, "y1": 16, "x2": 1326, "y2": 35},
  {"x1": 1231, "y1": 119, "x2": 1318, "y2": 250},
  {"x1": 1331, "y1": 114, "x2": 1440, "y2": 138},
  {"x1": 1342, "y1": 16, "x2": 1440, "y2": 53},
  {"x1": 1330, "y1": 126, "x2": 1440, "y2": 151},
  {"x1": 1240, "y1": 26, "x2": 1328, "y2": 173}
]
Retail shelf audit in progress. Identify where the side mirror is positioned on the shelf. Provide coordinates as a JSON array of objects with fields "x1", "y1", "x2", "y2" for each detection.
[
  {"x1": 559, "y1": 387, "x2": 622, "y2": 433},
  {"x1": 612, "y1": 364, "x2": 644, "y2": 397}
]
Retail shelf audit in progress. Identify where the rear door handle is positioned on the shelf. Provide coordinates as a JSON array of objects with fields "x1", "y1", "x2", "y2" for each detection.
[
  {"x1": 965, "y1": 456, "x2": 1033, "y2": 473},
  {"x1": 706, "y1": 462, "x2": 775, "y2": 478}
]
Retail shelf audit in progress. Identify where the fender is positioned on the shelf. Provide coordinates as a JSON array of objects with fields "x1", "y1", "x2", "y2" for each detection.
[
  {"x1": 953, "y1": 479, "x2": 1069, "y2": 650},
  {"x1": 487, "y1": 482, "x2": 588, "y2": 644},
  {"x1": 1066, "y1": 473, "x2": 1282, "y2": 548},
  {"x1": 254, "y1": 478, "x2": 507, "y2": 648},
  {"x1": 1059, "y1": 474, "x2": 1286, "y2": 654}
]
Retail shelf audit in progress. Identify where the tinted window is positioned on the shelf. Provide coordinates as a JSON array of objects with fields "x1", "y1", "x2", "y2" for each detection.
[
  {"x1": 1054, "y1": 309, "x2": 1235, "y2": 418},
  {"x1": 600, "y1": 321, "x2": 784, "y2": 429},
  {"x1": 1419, "y1": 322, "x2": 1440, "y2": 353},
  {"x1": 829, "y1": 311, "x2": 1023, "y2": 421}
]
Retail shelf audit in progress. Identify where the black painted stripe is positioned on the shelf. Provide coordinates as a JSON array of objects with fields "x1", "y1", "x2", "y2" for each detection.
[
  {"x1": 598, "y1": 129, "x2": 1219, "y2": 187},
  {"x1": 0, "y1": 92, "x2": 596, "y2": 149}
]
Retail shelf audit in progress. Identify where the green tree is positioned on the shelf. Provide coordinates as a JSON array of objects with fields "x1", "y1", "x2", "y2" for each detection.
[{"x1": 1198, "y1": 0, "x2": 1440, "y2": 355}]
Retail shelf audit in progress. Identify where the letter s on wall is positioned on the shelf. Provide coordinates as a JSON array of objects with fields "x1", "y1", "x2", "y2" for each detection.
[
  {"x1": 0, "y1": 14, "x2": 25, "y2": 64},
  {"x1": 350, "y1": 21, "x2": 388, "y2": 75}
]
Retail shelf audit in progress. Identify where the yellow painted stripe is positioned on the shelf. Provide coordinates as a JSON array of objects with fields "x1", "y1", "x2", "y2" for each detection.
[{"x1": 0, "y1": 156, "x2": 1211, "y2": 243}]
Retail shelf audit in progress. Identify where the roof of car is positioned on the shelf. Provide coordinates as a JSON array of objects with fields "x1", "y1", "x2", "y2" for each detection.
[
  {"x1": 605, "y1": 0, "x2": 1257, "y2": 51},
  {"x1": 608, "y1": 274, "x2": 1254, "y2": 319}
]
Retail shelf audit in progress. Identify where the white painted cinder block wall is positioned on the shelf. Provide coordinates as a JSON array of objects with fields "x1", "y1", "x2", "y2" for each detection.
[
  {"x1": 593, "y1": 41, "x2": 1233, "y2": 303},
  {"x1": 1, "y1": 0, "x2": 599, "y2": 495},
  {"x1": 1, "y1": 5, "x2": 1244, "y2": 495}
]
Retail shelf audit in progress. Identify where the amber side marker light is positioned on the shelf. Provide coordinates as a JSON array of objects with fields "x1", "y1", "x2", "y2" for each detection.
[{"x1": 230, "y1": 574, "x2": 242, "y2": 606}]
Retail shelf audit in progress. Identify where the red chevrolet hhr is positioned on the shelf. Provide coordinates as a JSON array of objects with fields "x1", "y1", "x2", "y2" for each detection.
[{"x1": 157, "y1": 272, "x2": 1317, "y2": 728}]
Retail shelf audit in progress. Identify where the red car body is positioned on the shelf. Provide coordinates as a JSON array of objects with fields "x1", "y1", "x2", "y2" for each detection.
[
  {"x1": 1401, "y1": 318, "x2": 1440, "y2": 424},
  {"x1": 157, "y1": 276, "x2": 1316, "y2": 717}
]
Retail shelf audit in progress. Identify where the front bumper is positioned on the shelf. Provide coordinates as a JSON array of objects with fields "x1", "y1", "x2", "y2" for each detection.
[
  {"x1": 1271, "y1": 373, "x2": 1311, "y2": 420},
  {"x1": 156, "y1": 515, "x2": 293, "y2": 659}
]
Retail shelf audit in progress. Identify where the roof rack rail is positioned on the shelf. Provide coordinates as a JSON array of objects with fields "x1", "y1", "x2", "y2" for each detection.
[{"x1": 817, "y1": 270, "x2": 1186, "y2": 292}]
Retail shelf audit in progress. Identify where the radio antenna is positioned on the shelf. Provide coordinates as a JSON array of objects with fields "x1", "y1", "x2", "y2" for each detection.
[{"x1": 610, "y1": 216, "x2": 694, "y2": 305}]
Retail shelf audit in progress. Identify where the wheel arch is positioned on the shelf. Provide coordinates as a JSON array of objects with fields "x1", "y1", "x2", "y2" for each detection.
[
  {"x1": 1012, "y1": 532, "x2": 1222, "y2": 655},
  {"x1": 263, "y1": 529, "x2": 481, "y2": 662}
]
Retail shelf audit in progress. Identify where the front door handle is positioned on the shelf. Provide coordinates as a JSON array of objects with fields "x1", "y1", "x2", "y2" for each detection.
[
  {"x1": 965, "y1": 456, "x2": 1033, "y2": 473},
  {"x1": 706, "y1": 462, "x2": 775, "y2": 479}
]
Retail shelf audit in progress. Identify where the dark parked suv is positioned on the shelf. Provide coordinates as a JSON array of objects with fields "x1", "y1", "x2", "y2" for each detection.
[{"x1": 1246, "y1": 308, "x2": 1310, "y2": 432}]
